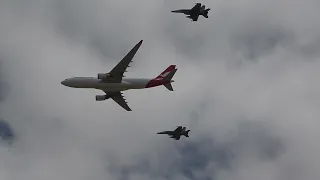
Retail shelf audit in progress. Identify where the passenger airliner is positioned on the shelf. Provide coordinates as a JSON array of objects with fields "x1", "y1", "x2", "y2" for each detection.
[{"x1": 61, "y1": 40, "x2": 177, "y2": 111}]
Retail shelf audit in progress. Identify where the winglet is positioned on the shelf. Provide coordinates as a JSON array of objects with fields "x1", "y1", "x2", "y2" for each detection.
[{"x1": 133, "y1": 40, "x2": 143, "y2": 51}]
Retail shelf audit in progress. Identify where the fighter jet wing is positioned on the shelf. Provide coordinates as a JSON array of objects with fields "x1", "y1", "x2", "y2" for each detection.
[
  {"x1": 105, "y1": 40, "x2": 143, "y2": 83},
  {"x1": 190, "y1": 15, "x2": 199, "y2": 21},
  {"x1": 191, "y1": 3, "x2": 201, "y2": 11},
  {"x1": 174, "y1": 126, "x2": 182, "y2": 132},
  {"x1": 104, "y1": 91, "x2": 132, "y2": 111},
  {"x1": 173, "y1": 136, "x2": 180, "y2": 140}
]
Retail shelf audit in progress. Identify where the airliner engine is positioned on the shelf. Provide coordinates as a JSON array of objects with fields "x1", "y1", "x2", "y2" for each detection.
[
  {"x1": 95, "y1": 95, "x2": 109, "y2": 101},
  {"x1": 97, "y1": 73, "x2": 112, "y2": 80},
  {"x1": 97, "y1": 73, "x2": 106, "y2": 80}
]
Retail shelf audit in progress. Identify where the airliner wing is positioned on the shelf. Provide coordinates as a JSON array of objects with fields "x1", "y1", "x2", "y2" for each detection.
[
  {"x1": 108, "y1": 40, "x2": 143, "y2": 83},
  {"x1": 104, "y1": 91, "x2": 132, "y2": 111}
]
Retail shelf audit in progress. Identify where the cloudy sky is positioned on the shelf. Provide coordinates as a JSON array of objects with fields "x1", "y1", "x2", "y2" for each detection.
[{"x1": 0, "y1": 0, "x2": 320, "y2": 180}]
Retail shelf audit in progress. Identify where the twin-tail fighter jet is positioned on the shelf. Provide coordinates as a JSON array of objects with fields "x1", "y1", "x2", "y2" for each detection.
[
  {"x1": 61, "y1": 40, "x2": 177, "y2": 111},
  {"x1": 171, "y1": 3, "x2": 210, "y2": 21},
  {"x1": 157, "y1": 126, "x2": 190, "y2": 140}
]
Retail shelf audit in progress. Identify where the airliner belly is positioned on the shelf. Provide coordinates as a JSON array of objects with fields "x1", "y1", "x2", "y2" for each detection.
[{"x1": 122, "y1": 78, "x2": 150, "y2": 89}]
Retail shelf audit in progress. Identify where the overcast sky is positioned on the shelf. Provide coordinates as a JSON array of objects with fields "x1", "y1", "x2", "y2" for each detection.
[{"x1": 0, "y1": 0, "x2": 320, "y2": 180}]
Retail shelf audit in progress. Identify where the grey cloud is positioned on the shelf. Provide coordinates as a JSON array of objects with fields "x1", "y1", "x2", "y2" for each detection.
[
  {"x1": 51, "y1": 0, "x2": 125, "y2": 61},
  {"x1": 0, "y1": 0, "x2": 320, "y2": 180},
  {"x1": 0, "y1": 58, "x2": 10, "y2": 145},
  {"x1": 231, "y1": 121, "x2": 284, "y2": 161},
  {"x1": 163, "y1": 22, "x2": 208, "y2": 60},
  {"x1": 0, "y1": 81, "x2": 9, "y2": 102},
  {"x1": 106, "y1": 121, "x2": 283, "y2": 180},
  {"x1": 0, "y1": 57, "x2": 9, "y2": 102},
  {"x1": 297, "y1": 38, "x2": 320, "y2": 58},
  {"x1": 50, "y1": 0, "x2": 165, "y2": 62},
  {"x1": 230, "y1": 24, "x2": 293, "y2": 60}
]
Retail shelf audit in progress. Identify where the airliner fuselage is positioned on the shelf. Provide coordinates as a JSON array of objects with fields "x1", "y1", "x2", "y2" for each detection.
[{"x1": 61, "y1": 77, "x2": 173, "y2": 92}]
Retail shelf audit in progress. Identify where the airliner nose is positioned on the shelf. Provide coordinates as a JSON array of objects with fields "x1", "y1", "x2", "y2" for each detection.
[{"x1": 61, "y1": 80, "x2": 67, "y2": 86}]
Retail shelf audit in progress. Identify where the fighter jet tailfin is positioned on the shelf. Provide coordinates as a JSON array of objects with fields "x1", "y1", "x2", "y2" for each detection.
[
  {"x1": 184, "y1": 130, "x2": 190, "y2": 137},
  {"x1": 203, "y1": 8, "x2": 210, "y2": 18}
]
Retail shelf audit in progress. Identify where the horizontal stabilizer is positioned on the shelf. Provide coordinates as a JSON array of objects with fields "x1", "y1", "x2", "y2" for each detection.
[
  {"x1": 164, "y1": 83, "x2": 173, "y2": 91},
  {"x1": 185, "y1": 130, "x2": 190, "y2": 137},
  {"x1": 163, "y1": 68, "x2": 177, "y2": 91}
]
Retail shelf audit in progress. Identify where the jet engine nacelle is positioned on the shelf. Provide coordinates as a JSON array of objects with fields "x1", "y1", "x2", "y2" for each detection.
[
  {"x1": 97, "y1": 73, "x2": 107, "y2": 80},
  {"x1": 97, "y1": 73, "x2": 113, "y2": 80},
  {"x1": 95, "y1": 95, "x2": 109, "y2": 101}
]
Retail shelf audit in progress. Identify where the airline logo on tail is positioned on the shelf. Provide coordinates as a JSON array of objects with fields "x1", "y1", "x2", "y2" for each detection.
[
  {"x1": 145, "y1": 65, "x2": 177, "y2": 89},
  {"x1": 155, "y1": 65, "x2": 176, "y2": 80},
  {"x1": 156, "y1": 72, "x2": 170, "y2": 80}
]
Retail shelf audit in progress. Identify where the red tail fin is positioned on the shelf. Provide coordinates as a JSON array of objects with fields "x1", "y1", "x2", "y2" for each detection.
[
  {"x1": 155, "y1": 65, "x2": 176, "y2": 80},
  {"x1": 145, "y1": 65, "x2": 177, "y2": 89}
]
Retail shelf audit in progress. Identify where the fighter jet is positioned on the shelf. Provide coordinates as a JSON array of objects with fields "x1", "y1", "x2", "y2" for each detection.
[
  {"x1": 171, "y1": 3, "x2": 210, "y2": 21},
  {"x1": 61, "y1": 40, "x2": 178, "y2": 111},
  {"x1": 157, "y1": 126, "x2": 190, "y2": 140}
]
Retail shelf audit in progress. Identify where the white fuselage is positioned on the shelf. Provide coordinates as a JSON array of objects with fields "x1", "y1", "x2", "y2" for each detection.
[{"x1": 61, "y1": 77, "x2": 153, "y2": 92}]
